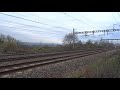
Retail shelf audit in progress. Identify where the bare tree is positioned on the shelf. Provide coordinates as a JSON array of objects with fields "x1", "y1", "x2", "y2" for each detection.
[
  {"x1": 63, "y1": 33, "x2": 78, "y2": 49},
  {"x1": 0, "y1": 34, "x2": 5, "y2": 43},
  {"x1": 3, "y1": 35, "x2": 18, "y2": 52}
]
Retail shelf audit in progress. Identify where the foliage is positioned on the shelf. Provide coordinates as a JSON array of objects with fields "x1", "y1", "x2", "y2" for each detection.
[
  {"x1": 79, "y1": 50, "x2": 120, "y2": 78},
  {"x1": 0, "y1": 34, "x2": 18, "y2": 53},
  {"x1": 0, "y1": 33, "x2": 117, "y2": 53}
]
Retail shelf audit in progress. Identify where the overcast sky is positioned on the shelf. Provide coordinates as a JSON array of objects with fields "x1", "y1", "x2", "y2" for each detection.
[{"x1": 0, "y1": 12, "x2": 120, "y2": 44}]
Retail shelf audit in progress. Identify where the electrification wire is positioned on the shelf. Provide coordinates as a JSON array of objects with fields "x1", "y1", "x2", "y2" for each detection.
[
  {"x1": 63, "y1": 12, "x2": 113, "y2": 30},
  {"x1": 0, "y1": 19, "x2": 56, "y2": 31},
  {"x1": 116, "y1": 12, "x2": 120, "y2": 25},
  {"x1": 117, "y1": 12, "x2": 120, "y2": 18},
  {"x1": 63, "y1": 12, "x2": 97, "y2": 29},
  {"x1": 112, "y1": 13, "x2": 119, "y2": 24},
  {"x1": 73, "y1": 14, "x2": 101, "y2": 29},
  {"x1": 15, "y1": 12, "x2": 74, "y2": 29},
  {"x1": 0, "y1": 12, "x2": 71, "y2": 30},
  {"x1": 0, "y1": 24, "x2": 66, "y2": 35},
  {"x1": 22, "y1": 13, "x2": 57, "y2": 22},
  {"x1": 19, "y1": 13, "x2": 104, "y2": 32}
]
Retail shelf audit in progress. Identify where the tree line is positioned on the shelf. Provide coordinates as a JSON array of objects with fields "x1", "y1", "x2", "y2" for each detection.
[
  {"x1": 0, "y1": 34, "x2": 31, "y2": 53},
  {"x1": 62, "y1": 33, "x2": 116, "y2": 50},
  {"x1": 0, "y1": 33, "x2": 118, "y2": 53},
  {"x1": 0, "y1": 34, "x2": 18, "y2": 53}
]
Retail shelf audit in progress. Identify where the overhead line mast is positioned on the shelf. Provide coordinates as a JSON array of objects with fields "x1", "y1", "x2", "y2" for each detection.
[{"x1": 74, "y1": 29, "x2": 120, "y2": 36}]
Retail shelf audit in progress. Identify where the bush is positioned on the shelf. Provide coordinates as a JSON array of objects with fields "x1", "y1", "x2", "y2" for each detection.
[
  {"x1": 0, "y1": 34, "x2": 18, "y2": 53},
  {"x1": 79, "y1": 50, "x2": 120, "y2": 78}
]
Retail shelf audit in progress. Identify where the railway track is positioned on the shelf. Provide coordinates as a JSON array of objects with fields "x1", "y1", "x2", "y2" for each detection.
[
  {"x1": 0, "y1": 48, "x2": 107, "y2": 62},
  {"x1": 0, "y1": 49, "x2": 110, "y2": 77}
]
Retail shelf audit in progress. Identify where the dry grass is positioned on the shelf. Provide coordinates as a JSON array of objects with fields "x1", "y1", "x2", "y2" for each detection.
[{"x1": 78, "y1": 50, "x2": 120, "y2": 78}]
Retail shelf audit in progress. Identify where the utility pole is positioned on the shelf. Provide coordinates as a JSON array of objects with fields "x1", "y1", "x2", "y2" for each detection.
[
  {"x1": 113, "y1": 24, "x2": 117, "y2": 31},
  {"x1": 107, "y1": 30, "x2": 108, "y2": 35},
  {"x1": 73, "y1": 28, "x2": 75, "y2": 49},
  {"x1": 92, "y1": 30, "x2": 95, "y2": 36},
  {"x1": 104, "y1": 30, "x2": 105, "y2": 36}
]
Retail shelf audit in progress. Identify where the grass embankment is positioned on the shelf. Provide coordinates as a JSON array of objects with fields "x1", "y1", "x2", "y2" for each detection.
[{"x1": 78, "y1": 50, "x2": 120, "y2": 78}]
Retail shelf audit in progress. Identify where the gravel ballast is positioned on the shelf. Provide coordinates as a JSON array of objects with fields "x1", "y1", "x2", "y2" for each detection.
[{"x1": 0, "y1": 50, "x2": 116, "y2": 78}]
